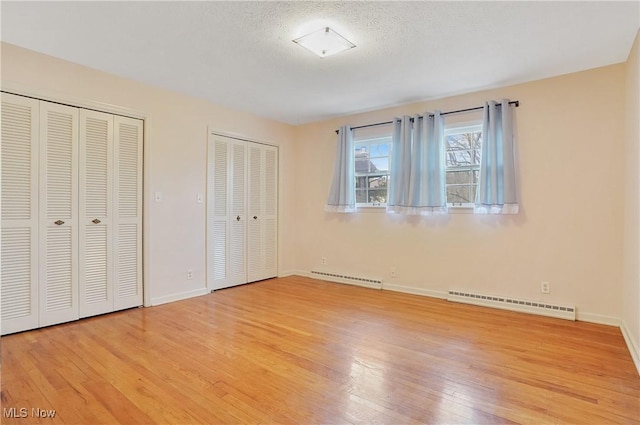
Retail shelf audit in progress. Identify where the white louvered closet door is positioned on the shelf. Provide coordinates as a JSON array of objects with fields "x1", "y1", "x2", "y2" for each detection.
[
  {"x1": 1, "y1": 93, "x2": 40, "y2": 334},
  {"x1": 39, "y1": 101, "x2": 79, "y2": 328},
  {"x1": 246, "y1": 143, "x2": 278, "y2": 282},
  {"x1": 208, "y1": 136, "x2": 229, "y2": 289},
  {"x1": 227, "y1": 140, "x2": 248, "y2": 287},
  {"x1": 261, "y1": 145, "x2": 278, "y2": 279},
  {"x1": 247, "y1": 143, "x2": 263, "y2": 282},
  {"x1": 113, "y1": 116, "x2": 143, "y2": 310},
  {"x1": 79, "y1": 110, "x2": 113, "y2": 317}
]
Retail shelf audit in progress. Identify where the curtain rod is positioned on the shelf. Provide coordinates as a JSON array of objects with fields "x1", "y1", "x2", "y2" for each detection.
[{"x1": 335, "y1": 100, "x2": 519, "y2": 134}]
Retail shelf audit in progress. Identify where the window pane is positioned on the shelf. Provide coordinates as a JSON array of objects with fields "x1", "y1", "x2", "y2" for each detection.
[
  {"x1": 370, "y1": 144, "x2": 390, "y2": 158},
  {"x1": 368, "y1": 189, "x2": 387, "y2": 204},
  {"x1": 470, "y1": 185, "x2": 477, "y2": 203},
  {"x1": 370, "y1": 157, "x2": 388, "y2": 172},
  {"x1": 446, "y1": 150, "x2": 472, "y2": 167},
  {"x1": 355, "y1": 176, "x2": 367, "y2": 189},
  {"x1": 446, "y1": 134, "x2": 471, "y2": 150},
  {"x1": 471, "y1": 133, "x2": 482, "y2": 149},
  {"x1": 368, "y1": 175, "x2": 387, "y2": 189},
  {"x1": 446, "y1": 171, "x2": 471, "y2": 185},
  {"x1": 447, "y1": 186, "x2": 471, "y2": 204},
  {"x1": 355, "y1": 158, "x2": 369, "y2": 173},
  {"x1": 356, "y1": 189, "x2": 367, "y2": 203},
  {"x1": 472, "y1": 170, "x2": 479, "y2": 184}
]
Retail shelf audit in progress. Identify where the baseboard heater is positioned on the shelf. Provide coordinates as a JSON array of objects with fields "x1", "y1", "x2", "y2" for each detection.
[
  {"x1": 310, "y1": 270, "x2": 383, "y2": 290},
  {"x1": 447, "y1": 290, "x2": 576, "y2": 321}
]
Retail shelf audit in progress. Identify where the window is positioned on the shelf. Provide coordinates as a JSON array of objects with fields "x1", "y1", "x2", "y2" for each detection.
[
  {"x1": 445, "y1": 124, "x2": 482, "y2": 207},
  {"x1": 354, "y1": 137, "x2": 391, "y2": 206}
]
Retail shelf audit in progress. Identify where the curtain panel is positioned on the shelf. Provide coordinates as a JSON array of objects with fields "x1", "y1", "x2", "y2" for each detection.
[
  {"x1": 325, "y1": 125, "x2": 356, "y2": 212},
  {"x1": 387, "y1": 112, "x2": 447, "y2": 215},
  {"x1": 475, "y1": 99, "x2": 519, "y2": 214}
]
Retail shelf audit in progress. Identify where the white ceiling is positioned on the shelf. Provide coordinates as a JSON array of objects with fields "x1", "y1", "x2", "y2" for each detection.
[{"x1": 2, "y1": 1, "x2": 639, "y2": 125}]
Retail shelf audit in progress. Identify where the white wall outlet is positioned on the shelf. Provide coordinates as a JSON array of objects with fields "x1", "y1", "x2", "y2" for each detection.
[
  {"x1": 187, "y1": 269, "x2": 193, "y2": 280},
  {"x1": 390, "y1": 267, "x2": 397, "y2": 278},
  {"x1": 321, "y1": 257, "x2": 327, "y2": 265},
  {"x1": 541, "y1": 281, "x2": 550, "y2": 294}
]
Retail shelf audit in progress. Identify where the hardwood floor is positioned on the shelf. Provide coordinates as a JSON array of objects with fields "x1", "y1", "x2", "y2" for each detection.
[{"x1": 1, "y1": 276, "x2": 638, "y2": 424}]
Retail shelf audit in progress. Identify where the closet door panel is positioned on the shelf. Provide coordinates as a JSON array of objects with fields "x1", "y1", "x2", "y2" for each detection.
[
  {"x1": 208, "y1": 137, "x2": 228, "y2": 289},
  {"x1": 39, "y1": 101, "x2": 79, "y2": 327},
  {"x1": 247, "y1": 143, "x2": 262, "y2": 282},
  {"x1": 262, "y1": 145, "x2": 278, "y2": 279},
  {"x1": 1, "y1": 93, "x2": 40, "y2": 334},
  {"x1": 79, "y1": 110, "x2": 113, "y2": 317},
  {"x1": 228, "y1": 141, "x2": 247, "y2": 286},
  {"x1": 113, "y1": 116, "x2": 143, "y2": 310}
]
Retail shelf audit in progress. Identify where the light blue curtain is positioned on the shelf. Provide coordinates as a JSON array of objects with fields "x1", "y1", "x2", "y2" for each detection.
[
  {"x1": 388, "y1": 113, "x2": 447, "y2": 214},
  {"x1": 475, "y1": 99, "x2": 519, "y2": 214},
  {"x1": 387, "y1": 116, "x2": 412, "y2": 213},
  {"x1": 325, "y1": 125, "x2": 356, "y2": 212}
]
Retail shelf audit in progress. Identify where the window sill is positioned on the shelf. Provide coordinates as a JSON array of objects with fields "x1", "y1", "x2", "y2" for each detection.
[{"x1": 354, "y1": 205, "x2": 476, "y2": 214}]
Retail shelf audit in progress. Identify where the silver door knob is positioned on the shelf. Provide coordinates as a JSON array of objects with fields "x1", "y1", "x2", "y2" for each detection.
[{"x1": 92, "y1": 219, "x2": 101, "y2": 224}]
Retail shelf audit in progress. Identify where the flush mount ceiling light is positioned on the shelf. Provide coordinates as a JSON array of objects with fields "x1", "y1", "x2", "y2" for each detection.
[{"x1": 293, "y1": 27, "x2": 355, "y2": 58}]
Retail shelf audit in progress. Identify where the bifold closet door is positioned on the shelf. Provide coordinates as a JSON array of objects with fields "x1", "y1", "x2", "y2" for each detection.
[
  {"x1": 207, "y1": 135, "x2": 248, "y2": 290},
  {"x1": 79, "y1": 109, "x2": 113, "y2": 317},
  {"x1": 113, "y1": 116, "x2": 143, "y2": 310},
  {"x1": 39, "y1": 101, "x2": 80, "y2": 328},
  {"x1": 247, "y1": 143, "x2": 278, "y2": 282},
  {"x1": 1, "y1": 93, "x2": 40, "y2": 334}
]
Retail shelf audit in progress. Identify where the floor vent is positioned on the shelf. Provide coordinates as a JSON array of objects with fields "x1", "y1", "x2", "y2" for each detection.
[
  {"x1": 447, "y1": 290, "x2": 576, "y2": 321},
  {"x1": 310, "y1": 271, "x2": 382, "y2": 290}
]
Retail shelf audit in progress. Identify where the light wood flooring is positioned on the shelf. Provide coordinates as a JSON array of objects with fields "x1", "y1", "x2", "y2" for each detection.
[{"x1": 1, "y1": 276, "x2": 639, "y2": 424}]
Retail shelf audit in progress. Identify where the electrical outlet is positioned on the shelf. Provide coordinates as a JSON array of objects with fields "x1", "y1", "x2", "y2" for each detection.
[
  {"x1": 321, "y1": 257, "x2": 327, "y2": 265},
  {"x1": 187, "y1": 269, "x2": 193, "y2": 280},
  {"x1": 541, "y1": 281, "x2": 550, "y2": 294},
  {"x1": 390, "y1": 267, "x2": 397, "y2": 278}
]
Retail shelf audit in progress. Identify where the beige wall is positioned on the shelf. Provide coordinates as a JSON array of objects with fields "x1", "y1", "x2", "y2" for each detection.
[
  {"x1": 623, "y1": 29, "x2": 640, "y2": 371},
  {"x1": 293, "y1": 64, "x2": 626, "y2": 322},
  {"x1": 1, "y1": 42, "x2": 297, "y2": 304}
]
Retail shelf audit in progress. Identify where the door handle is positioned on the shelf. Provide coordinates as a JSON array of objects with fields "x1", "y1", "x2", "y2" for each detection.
[
  {"x1": 92, "y1": 219, "x2": 101, "y2": 224},
  {"x1": 253, "y1": 216, "x2": 258, "y2": 220},
  {"x1": 54, "y1": 220, "x2": 64, "y2": 225},
  {"x1": 236, "y1": 215, "x2": 241, "y2": 221}
]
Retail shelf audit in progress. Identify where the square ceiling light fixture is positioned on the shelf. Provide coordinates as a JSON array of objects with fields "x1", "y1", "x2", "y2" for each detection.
[{"x1": 293, "y1": 27, "x2": 355, "y2": 58}]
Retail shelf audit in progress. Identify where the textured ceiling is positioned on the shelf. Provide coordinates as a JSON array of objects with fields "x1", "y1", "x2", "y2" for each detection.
[{"x1": 1, "y1": 1, "x2": 639, "y2": 125}]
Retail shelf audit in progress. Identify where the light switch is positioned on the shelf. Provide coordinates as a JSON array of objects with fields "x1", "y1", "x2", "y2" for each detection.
[
  {"x1": 155, "y1": 191, "x2": 163, "y2": 203},
  {"x1": 197, "y1": 193, "x2": 203, "y2": 204}
]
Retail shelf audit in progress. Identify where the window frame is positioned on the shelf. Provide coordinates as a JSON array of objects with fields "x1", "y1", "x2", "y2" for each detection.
[
  {"x1": 444, "y1": 122, "x2": 483, "y2": 209},
  {"x1": 354, "y1": 136, "x2": 392, "y2": 208}
]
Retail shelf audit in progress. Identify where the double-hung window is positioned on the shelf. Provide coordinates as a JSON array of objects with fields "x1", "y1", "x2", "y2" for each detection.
[
  {"x1": 351, "y1": 124, "x2": 483, "y2": 209},
  {"x1": 445, "y1": 124, "x2": 483, "y2": 207},
  {"x1": 354, "y1": 137, "x2": 391, "y2": 206}
]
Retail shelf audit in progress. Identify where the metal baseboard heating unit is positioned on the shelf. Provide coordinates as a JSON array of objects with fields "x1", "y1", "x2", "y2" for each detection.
[
  {"x1": 310, "y1": 270, "x2": 382, "y2": 290},
  {"x1": 447, "y1": 290, "x2": 576, "y2": 321}
]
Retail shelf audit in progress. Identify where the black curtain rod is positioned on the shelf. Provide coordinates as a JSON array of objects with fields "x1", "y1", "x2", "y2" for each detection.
[{"x1": 335, "y1": 100, "x2": 519, "y2": 134}]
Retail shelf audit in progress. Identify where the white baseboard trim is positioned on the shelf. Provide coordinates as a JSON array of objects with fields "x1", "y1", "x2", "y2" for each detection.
[
  {"x1": 150, "y1": 288, "x2": 209, "y2": 306},
  {"x1": 575, "y1": 312, "x2": 621, "y2": 326},
  {"x1": 383, "y1": 283, "x2": 448, "y2": 299},
  {"x1": 621, "y1": 320, "x2": 640, "y2": 376},
  {"x1": 278, "y1": 269, "x2": 300, "y2": 278}
]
